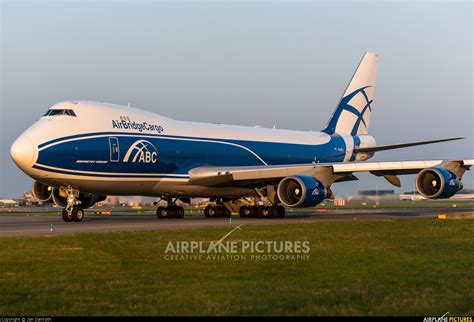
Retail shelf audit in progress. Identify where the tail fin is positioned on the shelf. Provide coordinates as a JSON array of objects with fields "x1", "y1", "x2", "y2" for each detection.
[{"x1": 323, "y1": 52, "x2": 379, "y2": 136}]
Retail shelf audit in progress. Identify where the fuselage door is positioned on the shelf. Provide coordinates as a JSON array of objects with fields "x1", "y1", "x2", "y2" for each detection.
[{"x1": 109, "y1": 137, "x2": 120, "y2": 162}]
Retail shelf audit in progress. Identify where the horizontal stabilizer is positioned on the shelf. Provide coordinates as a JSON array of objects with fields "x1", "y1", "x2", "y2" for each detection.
[{"x1": 355, "y1": 137, "x2": 464, "y2": 153}]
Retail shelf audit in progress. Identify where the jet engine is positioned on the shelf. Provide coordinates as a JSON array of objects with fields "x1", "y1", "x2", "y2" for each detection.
[
  {"x1": 79, "y1": 193, "x2": 107, "y2": 208},
  {"x1": 32, "y1": 181, "x2": 52, "y2": 203},
  {"x1": 277, "y1": 175, "x2": 331, "y2": 208},
  {"x1": 415, "y1": 167, "x2": 461, "y2": 199},
  {"x1": 51, "y1": 188, "x2": 67, "y2": 207}
]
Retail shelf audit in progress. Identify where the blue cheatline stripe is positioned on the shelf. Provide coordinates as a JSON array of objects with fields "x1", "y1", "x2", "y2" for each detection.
[
  {"x1": 32, "y1": 164, "x2": 190, "y2": 179},
  {"x1": 37, "y1": 131, "x2": 325, "y2": 149}
]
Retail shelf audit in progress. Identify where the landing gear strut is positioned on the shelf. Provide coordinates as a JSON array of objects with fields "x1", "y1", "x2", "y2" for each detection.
[
  {"x1": 156, "y1": 198, "x2": 185, "y2": 219},
  {"x1": 237, "y1": 187, "x2": 286, "y2": 218},
  {"x1": 61, "y1": 186, "x2": 84, "y2": 222}
]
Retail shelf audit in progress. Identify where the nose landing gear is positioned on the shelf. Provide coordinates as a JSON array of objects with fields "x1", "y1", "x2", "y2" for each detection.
[
  {"x1": 62, "y1": 207, "x2": 85, "y2": 222},
  {"x1": 61, "y1": 187, "x2": 84, "y2": 222}
]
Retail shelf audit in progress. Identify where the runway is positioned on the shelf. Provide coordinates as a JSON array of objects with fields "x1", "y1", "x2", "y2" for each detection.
[{"x1": 0, "y1": 208, "x2": 463, "y2": 237}]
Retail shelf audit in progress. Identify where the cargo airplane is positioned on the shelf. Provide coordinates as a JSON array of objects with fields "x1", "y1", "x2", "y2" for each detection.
[{"x1": 10, "y1": 52, "x2": 473, "y2": 222}]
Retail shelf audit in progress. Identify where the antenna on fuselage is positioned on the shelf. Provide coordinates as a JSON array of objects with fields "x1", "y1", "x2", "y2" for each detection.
[{"x1": 127, "y1": 102, "x2": 131, "y2": 107}]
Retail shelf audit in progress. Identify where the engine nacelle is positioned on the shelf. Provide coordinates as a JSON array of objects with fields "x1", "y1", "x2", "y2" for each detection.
[
  {"x1": 277, "y1": 175, "x2": 329, "y2": 208},
  {"x1": 79, "y1": 193, "x2": 107, "y2": 208},
  {"x1": 415, "y1": 167, "x2": 461, "y2": 199},
  {"x1": 52, "y1": 188, "x2": 107, "y2": 208},
  {"x1": 32, "y1": 181, "x2": 52, "y2": 202},
  {"x1": 51, "y1": 188, "x2": 67, "y2": 207}
]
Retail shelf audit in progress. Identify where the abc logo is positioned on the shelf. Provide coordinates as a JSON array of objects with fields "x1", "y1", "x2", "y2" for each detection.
[{"x1": 123, "y1": 140, "x2": 158, "y2": 163}]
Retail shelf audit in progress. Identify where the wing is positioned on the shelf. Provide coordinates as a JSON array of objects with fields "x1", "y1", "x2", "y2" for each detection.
[{"x1": 188, "y1": 159, "x2": 474, "y2": 187}]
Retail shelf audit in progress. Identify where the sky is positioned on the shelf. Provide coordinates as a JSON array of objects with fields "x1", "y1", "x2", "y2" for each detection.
[{"x1": 1, "y1": 0, "x2": 473, "y2": 198}]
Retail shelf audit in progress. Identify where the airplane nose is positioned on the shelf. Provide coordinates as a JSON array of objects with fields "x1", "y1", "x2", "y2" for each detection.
[{"x1": 10, "y1": 135, "x2": 36, "y2": 172}]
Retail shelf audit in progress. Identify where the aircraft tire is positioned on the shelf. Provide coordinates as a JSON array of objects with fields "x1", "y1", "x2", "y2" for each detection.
[
  {"x1": 239, "y1": 206, "x2": 250, "y2": 218},
  {"x1": 220, "y1": 206, "x2": 231, "y2": 218},
  {"x1": 260, "y1": 206, "x2": 272, "y2": 218},
  {"x1": 175, "y1": 206, "x2": 185, "y2": 218},
  {"x1": 168, "y1": 206, "x2": 178, "y2": 218},
  {"x1": 62, "y1": 208, "x2": 73, "y2": 222},
  {"x1": 204, "y1": 205, "x2": 212, "y2": 218},
  {"x1": 276, "y1": 205, "x2": 285, "y2": 218},
  {"x1": 72, "y1": 207, "x2": 84, "y2": 222},
  {"x1": 156, "y1": 206, "x2": 165, "y2": 219}
]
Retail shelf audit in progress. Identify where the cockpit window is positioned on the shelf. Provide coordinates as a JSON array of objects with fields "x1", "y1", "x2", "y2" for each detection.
[{"x1": 44, "y1": 109, "x2": 76, "y2": 117}]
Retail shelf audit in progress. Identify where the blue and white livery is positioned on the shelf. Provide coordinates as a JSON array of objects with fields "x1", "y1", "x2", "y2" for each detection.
[{"x1": 10, "y1": 52, "x2": 473, "y2": 221}]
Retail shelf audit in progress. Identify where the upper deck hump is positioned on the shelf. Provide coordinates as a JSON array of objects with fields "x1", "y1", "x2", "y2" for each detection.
[{"x1": 46, "y1": 100, "x2": 331, "y2": 146}]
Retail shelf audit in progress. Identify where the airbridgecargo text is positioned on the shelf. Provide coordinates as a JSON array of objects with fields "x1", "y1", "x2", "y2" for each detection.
[{"x1": 112, "y1": 118, "x2": 164, "y2": 133}]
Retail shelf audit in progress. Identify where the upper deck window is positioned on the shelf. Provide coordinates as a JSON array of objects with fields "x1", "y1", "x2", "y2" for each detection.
[{"x1": 44, "y1": 109, "x2": 76, "y2": 117}]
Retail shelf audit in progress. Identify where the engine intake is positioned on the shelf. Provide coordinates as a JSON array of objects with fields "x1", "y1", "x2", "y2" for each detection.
[
  {"x1": 277, "y1": 175, "x2": 329, "y2": 208},
  {"x1": 52, "y1": 188, "x2": 67, "y2": 207},
  {"x1": 415, "y1": 167, "x2": 461, "y2": 199},
  {"x1": 32, "y1": 181, "x2": 52, "y2": 202}
]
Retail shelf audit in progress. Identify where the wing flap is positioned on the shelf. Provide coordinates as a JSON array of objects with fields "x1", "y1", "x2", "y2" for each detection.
[{"x1": 188, "y1": 164, "x2": 318, "y2": 186}]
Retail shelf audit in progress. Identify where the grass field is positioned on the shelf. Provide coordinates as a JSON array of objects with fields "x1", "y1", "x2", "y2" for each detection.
[{"x1": 1, "y1": 219, "x2": 473, "y2": 316}]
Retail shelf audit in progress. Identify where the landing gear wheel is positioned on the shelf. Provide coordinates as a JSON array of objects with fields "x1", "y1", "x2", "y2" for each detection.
[
  {"x1": 221, "y1": 206, "x2": 231, "y2": 218},
  {"x1": 174, "y1": 206, "x2": 184, "y2": 218},
  {"x1": 62, "y1": 208, "x2": 73, "y2": 222},
  {"x1": 239, "y1": 206, "x2": 248, "y2": 218},
  {"x1": 208, "y1": 206, "x2": 218, "y2": 218},
  {"x1": 161, "y1": 207, "x2": 171, "y2": 218},
  {"x1": 204, "y1": 205, "x2": 230, "y2": 218},
  {"x1": 259, "y1": 206, "x2": 271, "y2": 218},
  {"x1": 239, "y1": 206, "x2": 284, "y2": 218},
  {"x1": 168, "y1": 206, "x2": 177, "y2": 218},
  {"x1": 269, "y1": 207, "x2": 278, "y2": 218},
  {"x1": 276, "y1": 205, "x2": 285, "y2": 218},
  {"x1": 72, "y1": 207, "x2": 85, "y2": 222},
  {"x1": 156, "y1": 206, "x2": 165, "y2": 219},
  {"x1": 204, "y1": 205, "x2": 212, "y2": 218},
  {"x1": 249, "y1": 206, "x2": 258, "y2": 218},
  {"x1": 157, "y1": 206, "x2": 185, "y2": 219}
]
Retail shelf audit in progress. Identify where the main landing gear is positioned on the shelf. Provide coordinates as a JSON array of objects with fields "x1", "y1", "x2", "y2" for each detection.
[
  {"x1": 61, "y1": 186, "x2": 84, "y2": 222},
  {"x1": 204, "y1": 204, "x2": 231, "y2": 218},
  {"x1": 156, "y1": 198, "x2": 185, "y2": 219},
  {"x1": 153, "y1": 197, "x2": 286, "y2": 219},
  {"x1": 239, "y1": 205, "x2": 285, "y2": 218}
]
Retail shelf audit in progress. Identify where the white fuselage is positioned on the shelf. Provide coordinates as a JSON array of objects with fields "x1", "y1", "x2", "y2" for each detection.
[{"x1": 10, "y1": 101, "x2": 375, "y2": 197}]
